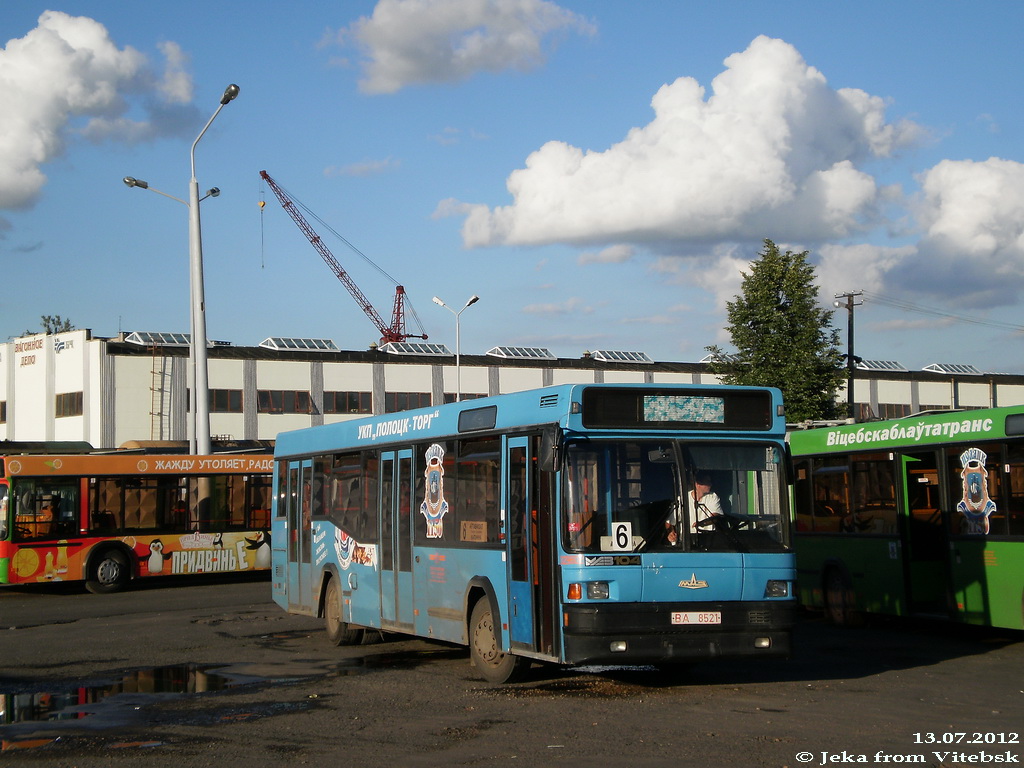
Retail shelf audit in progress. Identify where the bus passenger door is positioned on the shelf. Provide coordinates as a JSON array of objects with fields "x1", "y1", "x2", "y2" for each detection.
[
  {"x1": 380, "y1": 450, "x2": 415, "y2": 630},
  {"x1": 507, "y1": 437, "x2": 537, "y2": 650},
  {"x1": 901, "y1": 452, "x2": 952, "y2": 616},
  {"x1": 286, "y1": 459, "x2": 314, "y2": 614}
]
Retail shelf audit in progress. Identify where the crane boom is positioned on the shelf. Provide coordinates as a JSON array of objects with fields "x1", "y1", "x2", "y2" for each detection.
[{"x1": 259, "y1": 170, "x2": 425, "y2": 344}]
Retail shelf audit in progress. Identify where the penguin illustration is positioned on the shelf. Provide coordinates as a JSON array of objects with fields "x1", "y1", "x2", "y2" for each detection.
[
  {"x1": 245, "y1": 531, "x2": 272, "y2": 569},
  {"x1": 212, "y1": 532, "x2": 224, "y2": 549},
  {"x1": 147, "y1": 539, "x2": 173, "y2": 575}
]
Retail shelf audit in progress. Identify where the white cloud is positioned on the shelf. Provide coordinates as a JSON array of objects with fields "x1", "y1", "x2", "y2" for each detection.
[
  {"x1": 878, "y1": 157, "x2": 1024, "y2": 308},
  {"x1": 578, "y1": 244, "x2": 634, "y2": 265},
  {"x1": 455, "y1": 35, "x2": 921, "y2": 248},
  {"x1": 0, "y1": 11, "x2": 196, "y2": 209},
  {"x1": 340, "y1": 0, "x2": 595, "y2": 94},
  {"x1": 155, "y1": 41, "x2": 193, "y2": 104},
  {"x1": 522, "y1": 296, "x2": 593, "y2": 315},
  {"x1": 816, "y1": 243, "x2": 915, "y2": 299}
]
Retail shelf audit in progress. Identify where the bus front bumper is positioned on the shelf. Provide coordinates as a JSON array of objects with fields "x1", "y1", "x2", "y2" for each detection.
[{"x1": 560, "y1": 601, "x2": 796, "y2": 666}]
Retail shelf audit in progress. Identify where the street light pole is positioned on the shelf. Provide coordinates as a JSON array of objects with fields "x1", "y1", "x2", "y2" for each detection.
[
  {"x1": 432, "y1": 295, "x2": 480, "y2": 401},
  {"x1": 189, "y1": 83, "x2": 239, "y2": 455},
  {"x1": 123, "y1": 177, "x2": 220, "y2": 448},
  {"x1": 834, "y1": 291, "x2": 863, "y2": 420},
  {"x1": 124, "y1": 83, "x2": 237, "y2": 454}
]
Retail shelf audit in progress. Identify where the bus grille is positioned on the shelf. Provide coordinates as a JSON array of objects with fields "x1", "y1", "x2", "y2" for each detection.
[
  {"x1": 539, "y1": 394, "x2": 560, "y2": 408},
  {"x1": 747, "y1": 610, "x2": 771, "y2": 625}
]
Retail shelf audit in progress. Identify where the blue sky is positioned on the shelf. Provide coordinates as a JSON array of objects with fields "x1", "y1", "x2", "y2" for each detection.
[{"x1": 3, "y1": 1, "x2": 1024, "y2": 372}]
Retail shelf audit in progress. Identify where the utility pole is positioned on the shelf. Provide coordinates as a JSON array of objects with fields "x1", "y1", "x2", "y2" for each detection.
[{"x1": 834, "y1": 291, "x2": 863, "y2": 420}]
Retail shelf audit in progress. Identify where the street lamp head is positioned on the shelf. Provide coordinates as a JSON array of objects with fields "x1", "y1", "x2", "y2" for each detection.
[
  {"x1": 207, "y1": 187, "x2": 220, "y2": 198},
  {"x1": 123, "y1": 176, "x2": 148, "y2": 189},
  {"x1": 432, "y1": 296, "x2": 446, "y2": 307},
  {"x1": 221, "y1": 84, "x2": 240, "y2": 105},
  {"x1": 466, "y1": 295, "x2": 480, "y2": 308}
]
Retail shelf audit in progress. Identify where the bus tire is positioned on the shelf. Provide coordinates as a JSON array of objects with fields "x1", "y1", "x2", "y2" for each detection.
[
  {"x1": 324, "y1": 578, "x2": 363, "y2": 646},
  {"x1": 469, "y1": 599, "x2": 528, "y2": 684},
  {"x1": 85, "y1": 549, "x2": 131, "y2": 594},
  {"x1": 824, "y1": 567, "x2": 862, "y2": 627}
]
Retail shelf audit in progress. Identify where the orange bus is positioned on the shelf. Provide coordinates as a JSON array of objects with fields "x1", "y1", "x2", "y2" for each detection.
[{"x1": 0, "y1": 452, "x2": 273, "y2": 593}]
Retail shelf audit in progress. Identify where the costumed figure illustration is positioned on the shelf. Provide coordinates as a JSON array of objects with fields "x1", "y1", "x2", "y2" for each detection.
[
  {"x1": 245, "y1": 531, "x2": 272, "y2": 569},
  {"x1": 957, "y1": 447, "x2": 997, "y2": 535},
  {"x1": 420, "y1": 443, "x2": 449, "y2": 539},
  {"x1": 335, "y1": 528, "x2": 354, "y2": 570},
  {"x1": 332, "y1": 527, "x2": 375, "y2": 569},
  {"x1": 147, "y1": 539, "x2": 172, "y2": 574}
]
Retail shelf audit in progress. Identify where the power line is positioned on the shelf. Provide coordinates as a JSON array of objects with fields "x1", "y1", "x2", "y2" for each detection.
[{"x1": 859, "y1": 290, "x2": 1024, "y2": 333}]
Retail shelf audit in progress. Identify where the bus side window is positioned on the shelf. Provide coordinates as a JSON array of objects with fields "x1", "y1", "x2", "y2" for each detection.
[
  {"x1": 14, "y1": 481, "x2": 78, "y2": 538},
  {"x1": 92, "y1": 478, "x2": 124, "y2": 532},
  {"x1": 124, "y1": 480, "x2": 161, "y2": 530},
  {"x1": 1007, "y1": 445, "x2": 1024, "y2": 536},
  {"x1": 456, "y1": 437, "x2": 500, "y2": 545},
  {"x1": 0, "y1": 486, "x2": 7, "y2": 539}
]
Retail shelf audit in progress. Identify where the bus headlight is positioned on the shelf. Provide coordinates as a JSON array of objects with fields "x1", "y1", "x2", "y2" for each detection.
[
  {"x1": 764, "y1": 580, "x2": 790, "y2": 598},
  {"x1": 587, "y1": 581, "x2": 610, "y2": 600}
]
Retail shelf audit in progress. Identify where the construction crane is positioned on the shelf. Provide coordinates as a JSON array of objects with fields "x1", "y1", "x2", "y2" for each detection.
[{"x1": 259, "y1": 170, "x2": 427, "y2": 345}]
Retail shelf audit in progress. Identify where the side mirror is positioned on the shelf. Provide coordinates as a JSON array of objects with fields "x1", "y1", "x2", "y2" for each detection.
[{"x1": 539, "y1": 425, "x2": 563, "y2": 472}]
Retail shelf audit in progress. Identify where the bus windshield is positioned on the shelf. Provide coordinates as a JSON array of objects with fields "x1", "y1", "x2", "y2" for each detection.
[{"x1": 563, "y1": 440, "x2": 789, "y2": 554}]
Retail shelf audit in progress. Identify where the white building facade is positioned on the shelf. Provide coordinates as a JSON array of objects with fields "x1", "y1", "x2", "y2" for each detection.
[{"x1": 3, "y1": 329, "x2": 1023, "y2": 450}]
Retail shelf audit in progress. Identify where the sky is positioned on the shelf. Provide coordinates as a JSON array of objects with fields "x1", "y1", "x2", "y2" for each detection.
[{"x1": 2, "y1": 1, "x2": 1024, "y2": 373}]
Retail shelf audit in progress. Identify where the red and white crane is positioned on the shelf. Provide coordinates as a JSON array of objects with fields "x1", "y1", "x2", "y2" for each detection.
[{"x1": 259, "y1": 170, "x2": 427, "y2": 345}]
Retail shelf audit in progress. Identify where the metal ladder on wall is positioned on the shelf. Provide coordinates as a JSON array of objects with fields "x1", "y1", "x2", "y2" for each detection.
[{"x1": 150, "y1": 346, "x2": 172, "y2": 440}]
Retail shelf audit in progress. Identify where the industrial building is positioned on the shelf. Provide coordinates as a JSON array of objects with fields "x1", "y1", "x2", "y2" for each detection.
[{"x1": 3, "y1": 328, "x2": 1023, "y2": 450}]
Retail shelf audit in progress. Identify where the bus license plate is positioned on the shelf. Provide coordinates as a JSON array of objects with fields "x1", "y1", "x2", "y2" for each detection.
[{"x1": 670, "y1": 611, "x2": 721, "y2": 625}]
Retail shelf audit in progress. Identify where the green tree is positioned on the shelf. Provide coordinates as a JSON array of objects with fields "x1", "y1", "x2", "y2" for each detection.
[
  {"x1": 24, "y1": 315, "x2": 75, "y2": 335},
  {"x1": 705, "y1": 239, "x2": 845, "y2": 422}
]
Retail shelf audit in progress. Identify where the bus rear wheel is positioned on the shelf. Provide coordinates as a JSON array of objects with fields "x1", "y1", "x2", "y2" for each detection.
[
  {"x1": 86, "y1": 549, "x2": 130, "y2": 594},
  {"x1": 469, "y1": 599, "x2": 527, "y2": 684},
  {"x1": 324, "y1": 578, "x2": 363, "y2": 646}
]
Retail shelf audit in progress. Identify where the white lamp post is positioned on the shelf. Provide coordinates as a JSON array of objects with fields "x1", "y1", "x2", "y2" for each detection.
[
  {"x1": 122, "y1": 177, "x2": 219, "y2": 450},
  {"x1": 123, "y1": 82, "x2": 239, "y2": 454},
  {"x1": 189, "y1": 83, "x2": 239, "y2": 455},
  {"x1": 432, "y1": 294, "x2": 480, "y2": 402}
]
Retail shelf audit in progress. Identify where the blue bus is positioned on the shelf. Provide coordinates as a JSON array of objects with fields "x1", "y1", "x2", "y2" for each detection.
[{"x1": 271, "y1": 383, "x2": 795, "y2": 682}]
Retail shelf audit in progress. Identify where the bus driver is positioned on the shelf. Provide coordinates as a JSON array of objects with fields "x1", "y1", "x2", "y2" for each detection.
[{"x1": 666, "y1": 471, "x2": 723, "y2": 544}]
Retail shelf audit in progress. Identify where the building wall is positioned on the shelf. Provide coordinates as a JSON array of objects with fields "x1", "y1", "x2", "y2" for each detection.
[
  {"x1": 322, "y1": 362, "x2": 373, "y2": 394},
  {"x1": 652, "y1": 371, "x2": 702, "y2": 385},
  {"x1": 603, "y1": 369, "x2": 650, "y2": 384},
  {"x1": 495, "y1": 367, "x2": 545, "y2": 393},
  {"x1": 113, "y1": 354, "x2": 160, "y2": 446},
  {"x1": 917, "y1": 380, "x2": 953, "y2": 409},
  {"x1": 550, "y1": 368, "x2": 596, "y2": 386},
  {"x1": 5, "y1": 332, "x2": 1024, "y2": 450},
  {"x1": 957, "y1": 381, "x2": 994, "y2": 409},
  {"x1": 11, "y1": 334, "x2": 49, "y2": 440}
]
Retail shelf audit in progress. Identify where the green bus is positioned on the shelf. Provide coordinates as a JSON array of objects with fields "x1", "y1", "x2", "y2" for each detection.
[{"x1": 790, "y1": 406, "x2": 1024, "y2": 630}]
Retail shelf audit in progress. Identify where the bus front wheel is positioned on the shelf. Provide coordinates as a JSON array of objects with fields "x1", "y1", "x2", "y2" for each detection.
[
  {"x1": 85, "y1": 549, "x2": 130, "y2": 594},
  {"x1": 324, "y1": 578, "x2": 363, "y2": 646},
  {"x1": 469, "y1": 599, "x2": 527, "y2": 684}
]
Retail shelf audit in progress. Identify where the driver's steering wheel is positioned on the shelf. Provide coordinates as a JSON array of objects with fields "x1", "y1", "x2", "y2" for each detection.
[
  {"x1": 695, "y1": 514, "x2": 750, "y2": 533},
  {"x1": 693, "y1": 514, "x2": 719, "y2": 531}
]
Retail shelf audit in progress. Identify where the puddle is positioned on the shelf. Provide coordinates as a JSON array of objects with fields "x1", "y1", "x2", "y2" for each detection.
[
  {"x1": 0, "y1": 645, "x2": 467, "y2": 751},
  {"x1": 0, "y1": 663, "x2": 248, "y2": 727}
]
